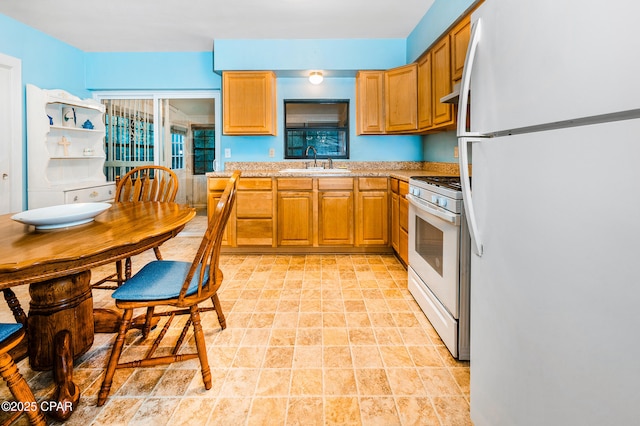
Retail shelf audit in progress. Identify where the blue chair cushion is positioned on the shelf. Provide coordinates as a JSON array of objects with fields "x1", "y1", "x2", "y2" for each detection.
[
  {"x1": 112, "y1": 260, "x2": 208, "y2": 302},
  {"x1": 0, "y1": 323, "x2": 23, "y2": 343}
]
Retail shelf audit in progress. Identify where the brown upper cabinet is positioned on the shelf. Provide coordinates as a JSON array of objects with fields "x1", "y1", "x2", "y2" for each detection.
[
  {"x1": 417, "y1": 52, "x2": 433, "y2": 130},
  {"x1": 222, "y1": 71, "x2": 277, "y2": 135},
  {"x1": 356, "y1": 11, "x2": 473, "y2": 135},
  {"x1": 450, "y1": 15, "x2": 472, "y2": 83},
  {"x1": 355, "y1": 70, "x2": 386, "y2": 135},
  {"x1": 430, "y1": 35, "x2": 455, "y2": 128},
  {"x1": 384, "y1": 63, "x2": 418, "y2": 133}
]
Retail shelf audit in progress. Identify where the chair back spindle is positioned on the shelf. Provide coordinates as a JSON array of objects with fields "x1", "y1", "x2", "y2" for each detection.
[{"x1": 116, "y1": 165, "x2": 178, "y2": 203}]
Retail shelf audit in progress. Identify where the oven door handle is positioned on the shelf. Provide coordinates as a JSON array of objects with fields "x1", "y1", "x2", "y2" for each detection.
[{"x1": 406, "y1": 194, "x2": 460, "y2": 225}]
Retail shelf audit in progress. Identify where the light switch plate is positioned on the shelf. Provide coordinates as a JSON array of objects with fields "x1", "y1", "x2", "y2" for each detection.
[{"x1": 224, "y1": 148, "x2": 231, "y2": 158}]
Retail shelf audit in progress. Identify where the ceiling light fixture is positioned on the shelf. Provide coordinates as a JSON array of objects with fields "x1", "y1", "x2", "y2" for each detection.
[{"x1": 308, "y1": 71, "x2": 323, "y2": 85}]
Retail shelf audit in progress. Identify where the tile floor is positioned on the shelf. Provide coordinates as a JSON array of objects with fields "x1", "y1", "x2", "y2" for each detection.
[{"x1": 0, "y1": 227, "x2": 471, "y2": 425}]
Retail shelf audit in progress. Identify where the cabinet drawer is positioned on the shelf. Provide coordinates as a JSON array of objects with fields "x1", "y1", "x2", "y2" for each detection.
[
  {"x1": 237, "y1": 191, "x2": 273, "y2": 218},
  {"x1": 236, "y1": 219, "x2": 273, "y2": 246},
  {"x1": 208, "y1": 178, "x2": 229, "y2": 191},
  {"x1": 277, "y1": 178, "x2": 313, "y2": 190},
  {"x1": 358, "y1": 177, "x2": 388, "y2": 191},
  {"x1": 318, "y1": 177, "x2": 353, "y2": 190},
  {"x1": 64, "y1": 184, "x2": 115, "y2": 204},
  {"x1": 238, "y1": 177, "x2": 272, "y2": 190}
]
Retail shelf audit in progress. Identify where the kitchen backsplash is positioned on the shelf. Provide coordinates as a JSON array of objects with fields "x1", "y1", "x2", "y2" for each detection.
[{"x1": 224, "y1": 161, "x2": 462, "y2": 173}]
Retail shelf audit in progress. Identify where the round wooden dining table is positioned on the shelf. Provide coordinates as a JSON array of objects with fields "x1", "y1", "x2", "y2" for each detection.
[{"x1": 0, "y1": 201, "x2": 195, "y2": 420}]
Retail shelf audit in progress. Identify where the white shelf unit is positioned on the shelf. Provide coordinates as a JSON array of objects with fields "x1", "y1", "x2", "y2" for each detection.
[{"x1": 26, "y1": 84, "x2": 115, "y2": 209}]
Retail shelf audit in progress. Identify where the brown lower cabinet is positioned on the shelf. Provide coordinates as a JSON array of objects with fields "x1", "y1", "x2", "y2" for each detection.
[
  {"x1": 390, "y1": 177, "x2": 409, "y2": 265},
  {"x1": 207, "y1": 175, "x2": 391, "y2": 252},
  {"x1": 356, "y1": 178, "x2": 388, "y2": 246},
  {"x1": 318, "y1": 178, "x2": 355, "y2": 246},
  {"x1": 277, "y1": 178, "x2": 313, "y2": 246}
]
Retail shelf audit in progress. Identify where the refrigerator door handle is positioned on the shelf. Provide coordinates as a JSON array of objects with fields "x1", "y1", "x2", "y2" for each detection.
[
  {"x1": 459, "y1": 137, "x2": 483, "y2": 256},
  {"x1": 457, "y1": 18, "x2": 484, "y2": 138},
  {"x1": 457, "y1": 17, "x2": 485, "y2": 256}
]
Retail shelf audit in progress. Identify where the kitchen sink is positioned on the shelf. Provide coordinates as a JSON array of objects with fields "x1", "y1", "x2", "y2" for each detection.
[{"x1": 279, "y1": 168, "x2": 351, "y2": 173}]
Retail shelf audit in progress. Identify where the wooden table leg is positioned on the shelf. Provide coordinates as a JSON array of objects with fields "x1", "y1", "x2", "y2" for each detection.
[
  {"x1": 27, "y1": 271, "x2": 94, "y2": 370},
  {"x1": 48, "y1": 330, "x2": 80, "y2": 421}
]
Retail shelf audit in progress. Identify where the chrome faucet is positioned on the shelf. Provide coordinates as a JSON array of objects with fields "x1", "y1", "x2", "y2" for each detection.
[{"x1": 305, "y1": 146, "x2": 318, "y2": 168}]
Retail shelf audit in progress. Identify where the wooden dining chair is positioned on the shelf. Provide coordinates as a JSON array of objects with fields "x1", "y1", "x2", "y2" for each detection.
[
  {"x1": 97, "y1": 171, "x2": 240, "y2": 407},
  {"x1": 0, "y1": 323, "x2": 47, "y2": 426},
  {"x1": 92, "y1": 165, "x2": 179, "y2": 290}
]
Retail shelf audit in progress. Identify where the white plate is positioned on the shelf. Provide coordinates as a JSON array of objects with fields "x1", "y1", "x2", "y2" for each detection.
[{"x1": 11, "y1": 202, "x2": 112, "y2": 230}]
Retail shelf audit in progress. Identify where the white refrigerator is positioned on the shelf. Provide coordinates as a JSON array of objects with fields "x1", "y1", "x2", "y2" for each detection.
[{"x1": 457, "y1": 1, "x2": 640, "y2": 425}]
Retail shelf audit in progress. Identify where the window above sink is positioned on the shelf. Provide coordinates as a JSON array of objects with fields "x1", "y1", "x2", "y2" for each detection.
[{"x1": 284, "y1": 99, "x2": 349, "y2": 160}]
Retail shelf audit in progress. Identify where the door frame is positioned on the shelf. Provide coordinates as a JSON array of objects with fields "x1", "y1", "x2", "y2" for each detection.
[
  {"x1": 0, "y1": 53, "x2": 23, "y2": 213},
  {"x1": 92, "y1": 90, "x2": 221, "y2": 169},
  {"x1": 93, "y1": 90, "x2": 221, "y2": 208}
]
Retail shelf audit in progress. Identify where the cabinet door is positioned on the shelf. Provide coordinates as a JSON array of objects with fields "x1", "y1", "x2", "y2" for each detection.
[
  {"x1": 357, "y1": 178, "x2": 389, "y2": 246},
  {"x1": 450, "y1": 16, "x2": 471, "y2": 83},
  {"x1": 384, "y1": 64, "x2": 418, "y2": 133},
  {"x1": 355, "y1": 71, "x2": 385, "y2": 134},
  {"x1": 357, "y1": 190, "x2": 389, "y2": 246},
  {"x1": 277, "y1": 191, "x2": 313, "y2": 246},
  {"x1": 207, "y1": 191, "x2": 234, "y2": 246},
  {"x1": 417, "y1": 52, "x2": 433, "y2": 131},
  {"x1": 391, "y1": 190, "x2": 400, "y2": 252},
  {"x1": 432, "y1": 37, "x2": 455, "y2": 127},
  {"x1": 398, "y1": 196, "x2": 409, "y2": 264},
  {"x1": 222, "y1": 71, "x2": 276, "y2": 135},
  {"x1": 397, "y1": 181, "x2": 409, "y2": 265},
  {"x1": 318, "y1": 190, "x2": 354, "y2": 245}
]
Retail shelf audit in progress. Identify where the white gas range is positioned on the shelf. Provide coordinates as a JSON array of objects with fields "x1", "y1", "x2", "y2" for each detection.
[{"x1": 406, "y1": 176, "x2": 470, "y2": 360}]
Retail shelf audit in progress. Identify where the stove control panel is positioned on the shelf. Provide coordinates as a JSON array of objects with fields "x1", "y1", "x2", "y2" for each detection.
[
  {"x1": 409, "y1": 186, "x2": 421, "y2": 197},
  {"x1": 432, "y1": 195, "x2": 448, "y2": 208}
]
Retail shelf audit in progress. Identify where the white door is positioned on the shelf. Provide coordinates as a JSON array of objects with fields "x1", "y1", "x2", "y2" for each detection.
[{"x1": 0, "y1": 53, "x2": 23, "y2": 214}]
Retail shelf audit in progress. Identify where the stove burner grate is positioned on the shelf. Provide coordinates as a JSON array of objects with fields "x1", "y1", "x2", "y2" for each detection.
[{"x1": 410, "y1": 176, "x2": 464, "y2": 191}]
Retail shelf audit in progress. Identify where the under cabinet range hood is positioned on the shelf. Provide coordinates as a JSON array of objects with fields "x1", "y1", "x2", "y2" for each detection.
[{"x1": 440, "y1": 82, "x2": 461, "y2": 104}]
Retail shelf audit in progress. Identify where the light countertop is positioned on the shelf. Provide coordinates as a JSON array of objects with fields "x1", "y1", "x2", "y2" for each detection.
[{"x1": 207, "y1": 161, "x2": 464, "y2": 182}]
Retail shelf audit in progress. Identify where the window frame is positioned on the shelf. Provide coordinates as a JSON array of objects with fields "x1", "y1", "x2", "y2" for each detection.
[{"x1": 283, "y1": 99, "x2": 350, "y2": 160}]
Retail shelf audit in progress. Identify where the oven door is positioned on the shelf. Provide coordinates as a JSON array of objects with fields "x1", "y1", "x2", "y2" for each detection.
[{"x1": 407, "y1": 194, "x2": 461, "y2": 318}]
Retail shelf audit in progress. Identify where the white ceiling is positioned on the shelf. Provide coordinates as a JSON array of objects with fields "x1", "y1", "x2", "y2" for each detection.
[{"x1": 0, "y1": 0, "x2": 435, "y2": 52}]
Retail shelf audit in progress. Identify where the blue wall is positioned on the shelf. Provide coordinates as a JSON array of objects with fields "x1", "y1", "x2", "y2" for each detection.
[
  {"x1": 214, "y1": 39, "x2": 407, "y2": 72},
  {"x1": 83, "y1": 39, "x2": 421, "y2": 167},
  {"x1": 1, "y1": 0, "x2": 477, "y2": 171},
  {"x1": 85, "y1": 52, "x2": 219, "y2": 90},
  {"x1": 407, "y1": 0, "x2": 478, "y2": 63},
  {"x1": 224, "y1": 77, "x2": 422, "y2": 164},
  {"x1": 0, "y1": 15, "x2": 88, "y2": 97},
  {"x1": 408, "y1": 0, "x2": 478, "y2": 162}
]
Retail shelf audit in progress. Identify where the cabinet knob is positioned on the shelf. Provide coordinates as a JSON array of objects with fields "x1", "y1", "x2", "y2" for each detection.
[
  {"x1": 2, "y1": 173, "x2": 7, "y2": 180},
  {"x1": 73, "y1": 196, "x2": 79, "y2": 202},
  {"x1": 90, "y1": 191, "x2": 98, "y2": 198}
]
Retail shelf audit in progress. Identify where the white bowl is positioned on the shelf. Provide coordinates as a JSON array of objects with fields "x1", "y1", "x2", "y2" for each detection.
[{"x1": 11, "y1": 202, "x2": 112, "y2": 230}]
